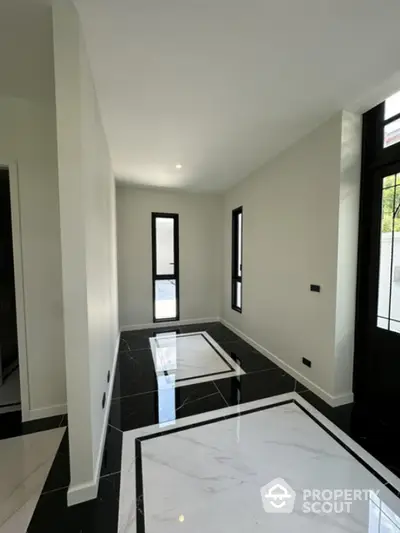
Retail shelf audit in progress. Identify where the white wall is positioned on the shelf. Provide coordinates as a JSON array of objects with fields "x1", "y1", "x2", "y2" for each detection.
[
  {"x1": 53, "y1": 0, "x2": 119, "y2": 505},
  {"x1": 117, "y1": 186, "x2": 222, "y2": 327},
  {"x1": 0, "y1": 2, "x2": 66, "y2": 421},
  {"x1": 222, "y1": 112, "x2": 361, "y2": 404},
  {"x1": 333, "y1": 112, "x2": 361, "y2": 396}
]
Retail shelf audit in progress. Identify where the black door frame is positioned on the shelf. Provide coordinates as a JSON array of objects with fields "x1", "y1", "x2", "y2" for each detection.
[
  {"x1": 354, "y1": 101, "x2": 400, "y2": 401},
  {"x1": 151, "y1": 212, "x2": 180, "y2": 323}
]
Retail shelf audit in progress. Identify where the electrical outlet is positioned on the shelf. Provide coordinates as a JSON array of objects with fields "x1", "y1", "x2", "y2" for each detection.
[
  {"x1": 302, "y1": 357, "x2": 312, "y2": 368},
  {"x1": 310, "y1": 284, "x2": 321, "y2": 293}
]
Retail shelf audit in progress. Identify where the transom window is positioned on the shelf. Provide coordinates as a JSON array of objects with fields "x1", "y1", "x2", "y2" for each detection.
[{"x1": 384, "y1": 90, "x2": 400, "y2": 149}]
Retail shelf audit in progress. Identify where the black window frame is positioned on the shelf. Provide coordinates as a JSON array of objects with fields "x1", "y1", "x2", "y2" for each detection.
[
  {"x1": 231, "y1": 206, "x2": 243, "y2": 312},
  {"x1": 151, "y1": 212, "x2": 180, "y2": 323}
]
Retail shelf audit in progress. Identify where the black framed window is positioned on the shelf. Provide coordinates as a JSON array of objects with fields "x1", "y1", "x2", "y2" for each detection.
[
  {"x1": 151, "y1": 213, "x2": 180, "y2": 322},
  {"x1": 231, "y1": 206, "x2": 243, "y2": 312}
]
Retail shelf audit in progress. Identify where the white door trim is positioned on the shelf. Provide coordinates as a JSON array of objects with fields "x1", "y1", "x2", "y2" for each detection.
[{"x1": 0, "y1": 161, "x2": 30, "y2": 420}]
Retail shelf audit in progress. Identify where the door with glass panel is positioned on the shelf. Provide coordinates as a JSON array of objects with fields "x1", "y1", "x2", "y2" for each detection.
[
  {"x1": 355, "y1": 90, "x2": 400, "y2": 407},
  {"x1": 151, "y1": 213, "x2": 179, "y2": 322}
]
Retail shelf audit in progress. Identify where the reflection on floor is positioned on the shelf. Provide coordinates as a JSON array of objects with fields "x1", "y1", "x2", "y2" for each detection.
[
  {"x1": 0, "y1": 369, "x2": 20, "y2": 413},
  {"x1": 0, "y1": 428, "x2": 65, "y2": 533},
  {"x1": 0, "y1": 322, "x2": 398, "y2": 532}
]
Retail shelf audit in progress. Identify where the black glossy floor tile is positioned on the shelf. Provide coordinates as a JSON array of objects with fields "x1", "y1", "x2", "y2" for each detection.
[
  {"x1": 298, "y1": 389, "x2": 400, "y2": 479},
  {"x1": 218, "y1": 339, "x2": 279, "y2": 373},
  {"x1": 206, "y1": 323, "x2": 242, "y2": 343},
  {"x1": 100, "y1": 424, "x2": 123, "y2": 477},
  {"x1": 119, "y1": 333, "x2": 150, "y2": 352},
  {"x1": 178, "y1": 321, "x2": 219, "y2": 333},
  {"x1": 109, "y1": 381, "x2": 226, "y2": 432},
  {"x1": 28, "y1": 473, "x2": 120, "y2": 532},
  {"x1": 42, "y1": 430, "x2": 70, "y2": 494},
  {"x1": 215, "y1": 368, "x2": 307, "y2": 406},
  {"x1": 0, "y1": 410, "x2": 22, "y2": 440},
  {"x1": 0, "y1": 410, "x2": 67, "y2": 441},
  {"x1": 112, "y1": 349, "x2": 157, "y2": 399}
]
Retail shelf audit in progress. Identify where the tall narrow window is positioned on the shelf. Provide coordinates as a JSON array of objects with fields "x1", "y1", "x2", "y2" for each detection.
[
  {"x1": 152, "y1": 213, "x2": 180, "y2": 322},
  {"x1": 232, "y1": 206, "x2": 243, "y2": 312}
]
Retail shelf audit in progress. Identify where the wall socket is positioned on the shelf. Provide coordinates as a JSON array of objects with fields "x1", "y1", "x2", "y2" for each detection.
[
  {"x1": 310, "y1": 284, "x2": 321, "y2": 293},
  {"x1": 302, "y1": 357, "x2": 312, "y2": 368}
]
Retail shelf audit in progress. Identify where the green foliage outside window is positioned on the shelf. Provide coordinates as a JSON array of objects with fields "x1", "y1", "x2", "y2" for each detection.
[{"x1": 382, "y1": 175, "x2": 400, "y2": 233}]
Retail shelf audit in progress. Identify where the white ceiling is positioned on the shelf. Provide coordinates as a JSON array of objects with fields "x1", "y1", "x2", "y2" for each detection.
[{"x1": 74, "y1": 0, "x2": 400, "y2": 192}]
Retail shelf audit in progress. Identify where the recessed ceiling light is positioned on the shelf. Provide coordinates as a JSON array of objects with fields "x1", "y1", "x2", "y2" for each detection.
[{"x1": 175, "y1": 163, "x2": 182, "y2": 169}]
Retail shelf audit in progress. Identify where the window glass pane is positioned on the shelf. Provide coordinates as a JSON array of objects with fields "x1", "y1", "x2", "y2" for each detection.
[
  {"x1": 390, "y1": 320, "x2": 400, "y2": 334},
  {"x1": 385, "y1": 90, "x2": 400, "y2": 120},
  {"x1": 384, "y1": 118, "x2": 400, "y2": 148},
  {"x1": 236, "y1": 281, "x2": 242, "y2": 309},
  {"x1": 377, "y1": 182, "x2": 395, "y2": 321},
  {"x1": 377, "y1": 317, "x2": 389, "y2": 330},
  {"x1": 238, "y1": 213, "x2": 242, "y2": 277},
  {"x1": 390, "y1": 184, "x2": 400, "y2": 322},
  {"x1": 383, "y1": 175, "x2": 396, "y2": 189},
  {"x1": 155, "y1": 280, "x2": 177, "y2": 320},
  {"x1": 156, "y1": 218, "x2": 174, "y2": 275}
]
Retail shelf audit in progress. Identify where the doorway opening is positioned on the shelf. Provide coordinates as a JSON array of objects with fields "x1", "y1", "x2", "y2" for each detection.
[
  {"x1": 151, "y1": 213, "x2": 180, "y2": 322},
  {"x1": 0, "y1": 168, "x2": 20, "y2": 413}
]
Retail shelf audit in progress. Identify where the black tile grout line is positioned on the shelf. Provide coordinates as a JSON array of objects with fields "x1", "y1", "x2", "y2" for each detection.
[
  {"x1": 118, "y1": 347, "x2": 153, "y2": 354},
  {"x1": 40, "y1": 470, "x2": 122, "y2": 498},
  {"x1": 138, "y1": 399, "x2": 293, "y2": 442},
  {"x1": 134, "y1": 397, "x2": 400, "y2": 533},
  {"x1": 100, "y1": 471, "x2": 121, "y2": 480},
  {"x1": 174, "y1": 391, "x2": 222, "y2": 414},
  {"x1": 108, "y1": 422, "x2": 123, "y2": 434},
  {"x1": 175, "y1": 369, "x2": 233, "y2": 383},
  {"x1": 111, "y1": 366, "x2": 288, "y2": 402},
  {"x1": 41, "y1": 484, "x2": 70, "y2": 497},
  {"x1": 213, "y1": 380, "x2": 230, "y2": 408}
]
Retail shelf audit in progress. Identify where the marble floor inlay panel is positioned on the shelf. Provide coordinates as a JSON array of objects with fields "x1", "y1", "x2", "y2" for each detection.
[
  {"x1": 0, "y1": 427, "x2": 65, "y2": 533},
  {"x1": 119, "y1": 393, "x2": 400, "y2": 533},
  {"x1": 149, "y1": 331, "x2": 245, "y2": 387}
]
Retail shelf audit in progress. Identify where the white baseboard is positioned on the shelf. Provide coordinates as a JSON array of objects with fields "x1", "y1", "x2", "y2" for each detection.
[
  {"x1": 67, "y1": 332, "x2": 121, "y2": 506},
  {"x1": 26, "y1": 403, "x2": 67, "y2": 421},
  {"x1": 221, "y1": 319, "x2": 353, "y2": 408},
  {"x1": 120, "y1": 317, "x2": 220, "y2": 332}
]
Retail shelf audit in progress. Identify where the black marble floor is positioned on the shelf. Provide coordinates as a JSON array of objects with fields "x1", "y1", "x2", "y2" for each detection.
[{"x1": 0, "y1": 321, "x2": 395, "y2": 532}]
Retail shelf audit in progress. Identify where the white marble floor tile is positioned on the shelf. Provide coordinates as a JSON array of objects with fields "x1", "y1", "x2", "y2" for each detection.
[
  {"x1": 149, "y1": 331, "x2": 245, "y2": 387},
  {"x1": 118, "y1": 394, "x2": 400, "y2": 533},
  {"x1": 0, "y1": 427, "x2": 65, "y2": 533}
]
